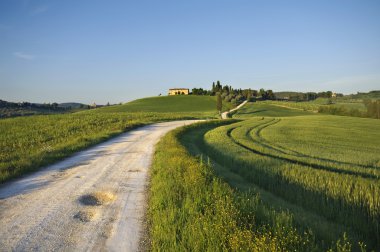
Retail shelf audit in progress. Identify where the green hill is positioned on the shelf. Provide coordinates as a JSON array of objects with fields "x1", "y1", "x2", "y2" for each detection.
[
  {"x1": 97, "y1": 95, "x2": 233, "y2": 113},
  {"x1": 233, "y1": 102, "x2": 314, "y2": 118}
]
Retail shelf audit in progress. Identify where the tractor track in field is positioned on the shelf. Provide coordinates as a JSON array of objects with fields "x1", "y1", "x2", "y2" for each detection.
[
  {"x1": 226, "y1": 122, "x2": 379, "y2": 179},
  {"x1": 250, "y1": 119, "x2": 378, "y2": 170},
  {"x1": 0, "y1": 120, "x2": 199, "y2": 252}
]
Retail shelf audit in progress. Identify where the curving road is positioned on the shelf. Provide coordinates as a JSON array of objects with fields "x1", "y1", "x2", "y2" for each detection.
[
  {"x1": 221, "y1": 100, "x2": 248, "y2": 119},
  {"x1": 0, "y1": 120, "x2": 199, "y2": 252}
]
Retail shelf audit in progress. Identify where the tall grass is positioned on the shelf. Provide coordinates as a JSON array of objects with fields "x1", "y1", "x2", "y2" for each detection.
[
  {"x1": 0, "y1": 111, "x2": 206, "y2": 183},
  {"x1": 148, "y1": 121, "x2": 322, "y2": 251},
  {"x1": 200, "y1": 117, "x2": 379, "y2": 250}
]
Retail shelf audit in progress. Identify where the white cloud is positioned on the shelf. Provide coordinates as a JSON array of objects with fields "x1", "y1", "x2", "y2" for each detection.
[
  {"x1": 30, "y1": 5, "x2": 49, "y2": 16},
  {"x1": 13, "y1": 52, "x2": 35, "y2": 60}
]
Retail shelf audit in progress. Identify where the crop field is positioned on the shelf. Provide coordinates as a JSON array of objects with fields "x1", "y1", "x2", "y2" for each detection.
[
  {"x1": 233, "y1": 102, "x2": 314, "y2": 118},
  {"x1": 0, "y1": 96, "x2": 223, "y2": 183},
  {"x1": 262, "y1": 99, "x2": 367, "y2": 114},
  {"x1": 171, "y1": 114, "x2": 380, "y2": 251}
]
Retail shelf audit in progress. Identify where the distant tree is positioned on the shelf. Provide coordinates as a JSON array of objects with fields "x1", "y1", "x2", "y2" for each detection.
[
  {"x1": 107, "y1": 102, "x2": 110, "y2": 106},
  {"x1": 222, "y1": 85, "x2": 229, "y2": 93},
  {"x1": 252, "y1": 90, "x2": 258, "y2": 97},
  {"x1": 216, "y1": 81, "x2": 222, "y2": 92},
  {"x1": 364, "y1": 99, "x2": 380, "y2": 119},
  {"x1": 259, "y1": 88, "x2": 266, "y2": 97},
  {"x1": 216, "y1": 93, "x2": 222, "y2": 114},
  {"x1": 266, "y1": 90, "x2": 275, "y2": 100}
]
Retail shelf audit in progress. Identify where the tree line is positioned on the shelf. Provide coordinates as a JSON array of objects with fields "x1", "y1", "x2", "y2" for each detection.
[
  {"x1": 191, "y1": 81, "x2": 337, "y2": 102},
  {"x1": 0, "y1": 100, "x2": 66, "y2": 111}
]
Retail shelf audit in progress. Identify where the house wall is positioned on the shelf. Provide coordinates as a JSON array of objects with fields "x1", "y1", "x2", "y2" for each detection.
[{"x1": 168, "y1": 89, "x2": 189, "y2": 95}]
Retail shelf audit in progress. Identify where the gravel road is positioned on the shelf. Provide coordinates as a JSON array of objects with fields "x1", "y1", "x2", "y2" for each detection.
[
  {"x1": 0, "y1": 120, "x2": 199, "y2": 252},
  {"x1": 221, "y1": 100, "x2": 247, "y2": 119}
]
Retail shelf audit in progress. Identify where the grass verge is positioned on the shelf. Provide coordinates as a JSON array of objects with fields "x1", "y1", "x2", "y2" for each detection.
[{"x1": 147, "y1": 120, "x2": 357, "y2": 251}]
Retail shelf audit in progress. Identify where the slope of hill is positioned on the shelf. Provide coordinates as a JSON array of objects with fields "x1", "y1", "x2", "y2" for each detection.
[
  {"x1": 232, "y1": 102, "x2": 314, "y2": 118},
  {"x1": 349, "y1": 90, "x2": 380, "y2": 99},
  {"x1": 97, "y1": 96, "x2": 233, "y2": 113}
]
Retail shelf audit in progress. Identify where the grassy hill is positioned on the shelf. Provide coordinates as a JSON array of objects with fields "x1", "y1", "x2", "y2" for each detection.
[
  {"x1": 97, "y1": 95, "x2": 232, "y2": 114},
  {"x1": 233, "y1": 102, "x2": 314, "y2": 118}
]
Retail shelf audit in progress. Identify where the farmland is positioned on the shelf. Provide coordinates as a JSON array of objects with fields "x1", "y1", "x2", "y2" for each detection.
[
  {"x1": 0, "y1": 95, "x2": 224, "y2": 183},
  {"x1": 233, "y1": 101, "x2": 315, "y2": 118},
  {"x1": 258, "y1": 98, "x2": 368, "y2": 116},
  {"x1": 97, "y1": 95, "x2": 233, "y2": 114},
  {"x1": 149, "y1": 102, "x2": 380, "y2": 251}
]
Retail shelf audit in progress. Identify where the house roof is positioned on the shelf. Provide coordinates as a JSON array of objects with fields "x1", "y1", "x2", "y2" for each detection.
[{"x1": 169, "y1": 88, "x2": 189, "y2": 90}]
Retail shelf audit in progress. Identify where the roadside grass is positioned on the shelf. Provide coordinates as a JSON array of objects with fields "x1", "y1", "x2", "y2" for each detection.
[
  {"x1": 0, "y1": 111, "x2": 209, "y2": 183},
  {"x1": 148, "y1": 120, "x2": 320, "y2": 251},
  {"x1": 195, "y1": 116, "x2": 379, "y2": 250}
]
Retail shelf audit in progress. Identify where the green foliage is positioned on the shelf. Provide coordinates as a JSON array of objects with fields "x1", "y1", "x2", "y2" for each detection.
[
  {"x1": 363, "y1": 99, "x2": 380, "y2": 119},
  {"x1": 216, "y1": 93, "x2": 222, "y2": 113},
  {"x1": 350, "y1": 90, "x2": 380, "y2": 100}
]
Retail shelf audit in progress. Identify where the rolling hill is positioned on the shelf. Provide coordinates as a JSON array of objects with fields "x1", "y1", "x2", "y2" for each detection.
[{"x1": 97, "y1": 95, "x2": 233, "y2": 113}]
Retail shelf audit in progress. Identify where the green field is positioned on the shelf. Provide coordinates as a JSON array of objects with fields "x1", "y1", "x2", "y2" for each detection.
[
  {"x1": 261, "y1": 99, "x2": 367, "y2": 115},
  {"x1": 98, "y1": 95, "x2": 233, "y2": 114},
  {"x1": 0, "y1": 95, "x2": 225, "y2": 183},
  {"x1": 169, "y1": 113, "x2": 380, "y2": 250},
  {"x1": 233, "y1": 102, "x2": 314, "y2": 118}
]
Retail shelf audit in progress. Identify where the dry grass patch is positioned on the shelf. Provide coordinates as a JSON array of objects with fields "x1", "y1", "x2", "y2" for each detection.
[
  {"x1": 79, "y1": 191, "x2": 116, "y2": 206},
  {"x1": 74, "y1": 208, "x2": 97, "y2": 222}
]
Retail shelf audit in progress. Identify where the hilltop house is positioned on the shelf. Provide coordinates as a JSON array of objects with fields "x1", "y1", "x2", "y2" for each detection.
[{"x1": 168, "y1": 88, "x2": 189, "y2": 95}]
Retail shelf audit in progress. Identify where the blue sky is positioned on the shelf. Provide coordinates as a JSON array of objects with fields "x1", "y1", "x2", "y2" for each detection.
[{"x1": 1, "y1": 0, "x2": 379, "y2": 104}]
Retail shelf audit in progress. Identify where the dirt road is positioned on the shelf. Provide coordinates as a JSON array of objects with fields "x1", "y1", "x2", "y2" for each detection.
[
  {"x1": 0, "y1": 120, "x2": 199, "y2": 251},
  {"x1": 221, "y1": 100, "x2": 247, "y2": 119}
]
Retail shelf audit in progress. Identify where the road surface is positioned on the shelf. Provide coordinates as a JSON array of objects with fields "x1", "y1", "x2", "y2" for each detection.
[
  {"x1": 0, "y1": 120, "x2": 199, "y2": 252},
  {"x1": 221, "y1": 100, "x2": 248, "y2": 119}
]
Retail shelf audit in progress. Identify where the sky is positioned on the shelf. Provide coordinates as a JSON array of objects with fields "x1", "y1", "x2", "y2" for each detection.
[{"x1": 0, "y1": 0, "x2": 379, "y2": 104}]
